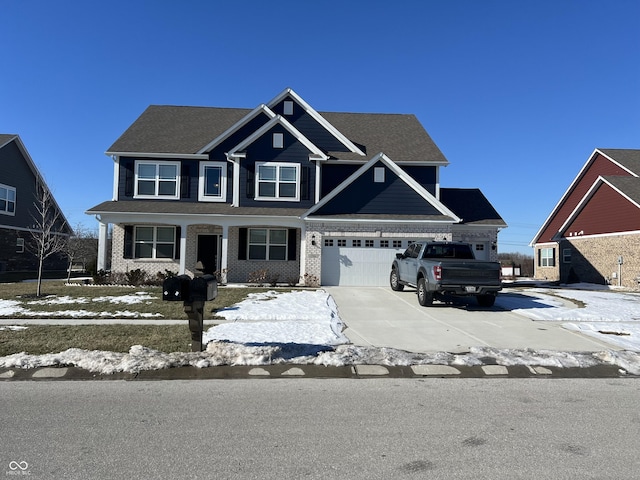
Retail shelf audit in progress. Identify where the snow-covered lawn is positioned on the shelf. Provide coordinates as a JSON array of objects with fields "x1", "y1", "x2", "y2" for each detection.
[{"x1": 1, "y1": 284, "x2": 640, "y2": 375}]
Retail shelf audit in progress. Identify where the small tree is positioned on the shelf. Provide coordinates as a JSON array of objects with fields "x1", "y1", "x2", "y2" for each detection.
[
  {"x1": 25, "y1": 180, "x2": 69, "y2": 296},
  {"x1": 64, "y1": 223, "x2": 98, "y2": 282}
]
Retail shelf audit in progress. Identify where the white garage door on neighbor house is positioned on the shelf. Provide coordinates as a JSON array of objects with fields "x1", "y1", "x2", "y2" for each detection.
[{"x1": 321, "y1": 238, "x2": 407, "y2": 286}]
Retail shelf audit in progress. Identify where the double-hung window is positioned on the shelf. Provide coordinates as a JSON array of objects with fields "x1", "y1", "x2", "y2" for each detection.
[
  {"x1": 540, "y1": 247, "x2": 555, "y2": 267},
  {"x1": 248, "y1": 228, "x2": 287, "y2": 260},
  {"x1": 255, "y1": 162, "x2": 299, "y2": 201},
  {"x1": 134, "y1": 226, "x2": 176, "y2": 259},
  {"x1": 0, "y1": 183, "x2": 16, "y2": 215},
  {"x1": 199, "y1": 162, "x2": 227, "y2": 201},
  {"x1": 135, "y1": 161, "x2": 180, "y2": 199}
]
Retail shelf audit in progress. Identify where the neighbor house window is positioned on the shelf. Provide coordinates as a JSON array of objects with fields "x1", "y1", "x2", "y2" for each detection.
[
  {"x1": 337, "y1": 239, "x2": 346, "y2": 247},
  {"x1": 540, "y1": 247, "x2": 555, "y2": 267},
  {"x1": 199, "y1": 162, "x2": 227, "y2": 201},
  {"x1": 324, "y1": 239, "x2": 334, "y2": 247},
  {"x1": 380, "y1": 240, "x2": 389, "y2": 248},
  {"x1": 248, "y1": 228, "x2": 287, "y2": 260},
  {"x1": 393, "y1": 240, "x2": 402, "y2": 248},
  {"x1": 563, "y1": 248, "x2": 572, "y2": 263},
  {"x1": 134, "y1": 226, "x2": 176, "y2": 259},
  {"x1": 135, "y1": 160, "x2": 180, "y2": 199},
  {"x1": 0, "y1": 183, "x2": 16, "y2": 215},
  {"x1": 255, "y1": 162, "x2": 299, "y2": 201},
  {"x1": 16, "y1": 238, "x2": 24, "y2": 253}
]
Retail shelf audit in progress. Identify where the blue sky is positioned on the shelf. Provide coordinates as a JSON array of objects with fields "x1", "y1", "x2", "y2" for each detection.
[{"x1": 2, "y1": 1, "x2": 638, "y2": 254}]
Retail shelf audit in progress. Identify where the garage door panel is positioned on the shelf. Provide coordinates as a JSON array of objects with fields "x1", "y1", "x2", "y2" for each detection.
[{"x1": 321, "y1": 239, "x2": 406, "y2": 286}]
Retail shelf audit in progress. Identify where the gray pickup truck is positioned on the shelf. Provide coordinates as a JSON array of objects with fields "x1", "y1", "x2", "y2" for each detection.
[{"x1": 390, "y1": 241, "x2": 502, "y2": 307}]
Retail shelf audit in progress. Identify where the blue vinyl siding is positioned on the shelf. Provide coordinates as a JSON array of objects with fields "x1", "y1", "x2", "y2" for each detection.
[
  {"x1": 207, "y1": 112, "x2": 273, "y2": 160},
  {"x1": 271, "y1": 98, "x2": 349, "y2": 153},
  {"x1": 0, "y1": 140, "x2": 41, "y2": 229},
  {"x1": 313, "y1": 161, "x2": 442, "y2": 216}
]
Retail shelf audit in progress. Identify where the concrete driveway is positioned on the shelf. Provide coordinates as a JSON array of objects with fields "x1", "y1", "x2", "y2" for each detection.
[{"x1": 326, "y1": 287, "x2": 620, "y2": 353}]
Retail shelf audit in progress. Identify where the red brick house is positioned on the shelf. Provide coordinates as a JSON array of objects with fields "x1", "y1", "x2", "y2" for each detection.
[{"x1": 531, "y1": 148, "x2": 640, "y2": 289}]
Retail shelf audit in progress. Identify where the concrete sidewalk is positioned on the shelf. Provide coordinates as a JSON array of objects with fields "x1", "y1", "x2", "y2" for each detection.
[{"x1": 326, "y1": 287, "x2": 620, "y2": 354}]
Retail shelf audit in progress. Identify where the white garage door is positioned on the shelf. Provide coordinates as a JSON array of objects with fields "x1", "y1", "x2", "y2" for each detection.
[{"x1": 321, "y1": 238, "x2": 407, "y2": 286}]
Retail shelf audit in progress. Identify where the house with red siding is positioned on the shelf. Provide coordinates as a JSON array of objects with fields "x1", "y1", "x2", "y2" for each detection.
[{"x1": 531, "y1": 148, "x2": 640, "y2": 289}]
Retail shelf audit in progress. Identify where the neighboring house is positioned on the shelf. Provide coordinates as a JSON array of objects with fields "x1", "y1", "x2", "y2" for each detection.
[
  {"x1": 87, "y1": 88, "x2": 506, "y2": 286},
  {"x1": 531, "y1": 148, "x2": 640, "y2": 290},
  {"x1": 0, "y1": 134, "x2": 73, "y2": 279}
]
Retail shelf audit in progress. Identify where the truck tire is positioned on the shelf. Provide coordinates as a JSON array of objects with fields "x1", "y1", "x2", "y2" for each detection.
[
  {"x1": 390, "y1": 268, "x2": 404, "y2": 291},
  {"x1": 417, "y1": 278, "x2": 433, "y2": 306},
  {"x1": 477, "y1": 294, "x2": 496, "y2": 307}
]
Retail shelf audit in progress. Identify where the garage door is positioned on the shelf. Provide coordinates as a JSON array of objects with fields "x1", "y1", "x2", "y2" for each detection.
[{"x1": 321, "y1": 238, "x2": 407, "y2": 286}]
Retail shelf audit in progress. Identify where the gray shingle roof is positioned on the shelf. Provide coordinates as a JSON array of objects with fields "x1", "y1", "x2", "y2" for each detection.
[
  {"x1": 440, "y1": 188, "x2": 507, "y2": 226},
  {"x1": 106, "y1": 105, "x2": 448, "y2": 164}
]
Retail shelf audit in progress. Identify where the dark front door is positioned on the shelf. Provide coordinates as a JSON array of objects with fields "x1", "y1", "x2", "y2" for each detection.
[{"x1": 197, "y1": 235, "x2": 218, "y2": 275}]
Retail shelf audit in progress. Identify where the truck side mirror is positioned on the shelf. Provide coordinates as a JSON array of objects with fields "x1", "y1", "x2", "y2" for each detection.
[
  {"x1": 162, "y1": 274, "x2": 191, "y2": 301},
  {"x1": 396, "y1": 253, "x2": 405, "y2": 260}
]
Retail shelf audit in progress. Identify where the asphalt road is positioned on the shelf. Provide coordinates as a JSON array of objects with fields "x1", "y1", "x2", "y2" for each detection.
[{"x1": 2, "y1": 378, "x2": 639, "y2": 479}]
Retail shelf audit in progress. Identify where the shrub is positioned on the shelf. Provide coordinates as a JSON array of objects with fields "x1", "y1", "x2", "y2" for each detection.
[
  {"x1": 125, "y1": 268, "x2": 147, "y2": 286},
  {"x1": 247, "y1": 269, "x2": 269, "y2": 286}
]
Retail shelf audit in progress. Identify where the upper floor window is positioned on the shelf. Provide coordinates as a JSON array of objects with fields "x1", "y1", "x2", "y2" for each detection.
[
  {"x1": 256, "y1": 162, "x2": 299, "y2": 201},
  {"x1": 134, "y1": 226, "x2": 176, "y2": 259},
  {"x1": 0, "y1": 183, "x2": 16, "y2": 215},
  {"x1": 135, "y1": 160, "x2": 180, "y2": 199},
  {"x1": 199, "y1": 162, "x2": 227, "y2": 202},
  {"x1": 273, "y1": 133, "x2": 284, "y2": 149}
]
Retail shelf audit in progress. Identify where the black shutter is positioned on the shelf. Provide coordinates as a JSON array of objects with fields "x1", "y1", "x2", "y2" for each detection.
[
  {"x1": 301, "y1": 166, "x2": 310, "y2": 201},
  {"x1": 287, "y1": 228, "x2": 297, "y2": 261},
  {"x1": 238, "y1": 228, "x2": 247, "y2": 260},
  {"x1": 174, "y1": 226, "x2": 181, "y2": 259},
  {"x1": 246, "y1": 167, "x2": 254, "y2": 198},
  {"x1": 123, "y1": 225, "x2": 134, "y2": 259},
  {"x1": 124, "y1": 160, "x2": 134, "y2": 197},
  {"x1": 180, "y1": 164, "x2": 190, "y2": 199}
]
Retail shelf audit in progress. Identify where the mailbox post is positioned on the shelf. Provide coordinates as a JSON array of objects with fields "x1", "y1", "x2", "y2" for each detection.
[{"x1": 162, "y1": 274, "x2": 218, "y2": 352}]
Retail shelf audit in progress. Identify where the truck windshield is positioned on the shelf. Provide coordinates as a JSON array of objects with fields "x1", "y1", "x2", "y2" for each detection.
[{"x1": 422, "y1": 245, "x2": 474, "y2": 259}]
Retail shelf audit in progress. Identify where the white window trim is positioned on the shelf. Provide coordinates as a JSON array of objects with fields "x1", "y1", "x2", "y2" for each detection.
[
  {"x1": 198, "y1": 161, "x2": 227, "y2": 202},
  {"x1": 248, "y1": 228, "x2": 288, "y2": 261},
  {"x1": 0, "y1": 182, "x2": 16, "y2": 216},
  {"x1": 134, "y1": 160, "x2": 181, "y2": 200},
  {"x1": 255, "y1": 162, "x2": 300, "y2": 202},
  {"x1": 134, "y1": 226, "x2": 176, "y2": 259}
]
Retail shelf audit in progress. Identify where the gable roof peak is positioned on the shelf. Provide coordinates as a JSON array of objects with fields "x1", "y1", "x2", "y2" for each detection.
[{"x1": 267, "y1": 88, "x2": 366, "y2": 157}]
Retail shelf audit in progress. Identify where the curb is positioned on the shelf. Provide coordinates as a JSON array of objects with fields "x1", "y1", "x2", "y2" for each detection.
[{"x1": 0, "y1": 363, "x2": 631, "y2": 381}]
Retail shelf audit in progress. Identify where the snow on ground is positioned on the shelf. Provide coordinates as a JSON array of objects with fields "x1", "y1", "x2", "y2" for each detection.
[{"x1": 1, "y1": 284, "x2": 640, "y2": 375}]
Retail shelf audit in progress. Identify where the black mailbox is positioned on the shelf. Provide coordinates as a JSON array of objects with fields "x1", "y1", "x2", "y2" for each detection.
[
  {"x1": 190, "y1": 274, "x2": 218, "y2": 302},
  {"x1": 162, "y1": 274, "x2": 191, "y2": 301}
]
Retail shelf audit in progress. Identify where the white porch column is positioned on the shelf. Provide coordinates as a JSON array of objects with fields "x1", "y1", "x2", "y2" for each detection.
[
  {"x1": 299, "y1": 223, "x2": 307, "y2": 283},
  {"x1": 179, "y1": 225, "x2": 188, "y2": 274},
  {"x1": 97, "y1": 220, "x2": 108, "y2": 271},
  {"x1": 220, "y1": 224, "x2": 229, "y2": 283}
]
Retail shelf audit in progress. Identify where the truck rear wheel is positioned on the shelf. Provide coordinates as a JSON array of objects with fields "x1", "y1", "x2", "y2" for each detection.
[
  {"x1": 390, "y1": 268, "x2": 404, "y2": 291},
  {"x1": 477, "y1": 294, "x2": 496, "y2": 307},
  {"x1": 417, "y1": 278, "x2": 433, "y2": 306}
]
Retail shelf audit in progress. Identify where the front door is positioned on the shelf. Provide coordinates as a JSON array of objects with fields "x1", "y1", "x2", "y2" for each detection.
[{"x1": 197, "y1": 235, "x2": 218, "y2": 275}]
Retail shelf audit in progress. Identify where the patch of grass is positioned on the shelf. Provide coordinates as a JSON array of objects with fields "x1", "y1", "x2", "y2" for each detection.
[
  {"x1": 0, "y1": 281, "x2": 279, "y2": 320},
  {"x1": 0, "y1": 325, "x2": 194, "y2": 356}
]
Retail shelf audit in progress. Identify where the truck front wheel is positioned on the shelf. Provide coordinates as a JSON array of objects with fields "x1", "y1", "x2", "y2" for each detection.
[
  {"x1": 390, "y1": 268, "x2": 404, "y2": 291},
  {"x1": 417, "y1": 278, "x2": 433, "y2": 306}
]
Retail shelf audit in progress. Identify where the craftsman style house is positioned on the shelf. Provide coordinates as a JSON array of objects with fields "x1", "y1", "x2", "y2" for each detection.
[
  {"x1": 0, "y1": 134, "x2": 73, "y2": 280},
  {"x1": 531, "y1": 148, "x2": 640, "y2": 290},
  {"x1": 87, "y1": 88, "x2": 506, "y2": 286}
]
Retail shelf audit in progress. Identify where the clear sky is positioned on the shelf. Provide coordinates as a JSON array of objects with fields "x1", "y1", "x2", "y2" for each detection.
[{"x1": 2, "y1": 0, "x2": 638, "y2": 254}]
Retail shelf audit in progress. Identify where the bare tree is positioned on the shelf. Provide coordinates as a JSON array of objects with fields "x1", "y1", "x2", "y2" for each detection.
[
  {"x1": 64, "y1": 223, "x2": 98, "y2": 282},
  {"x1": 25, "y1": 180, "x2": 69, "y2": 296}
]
